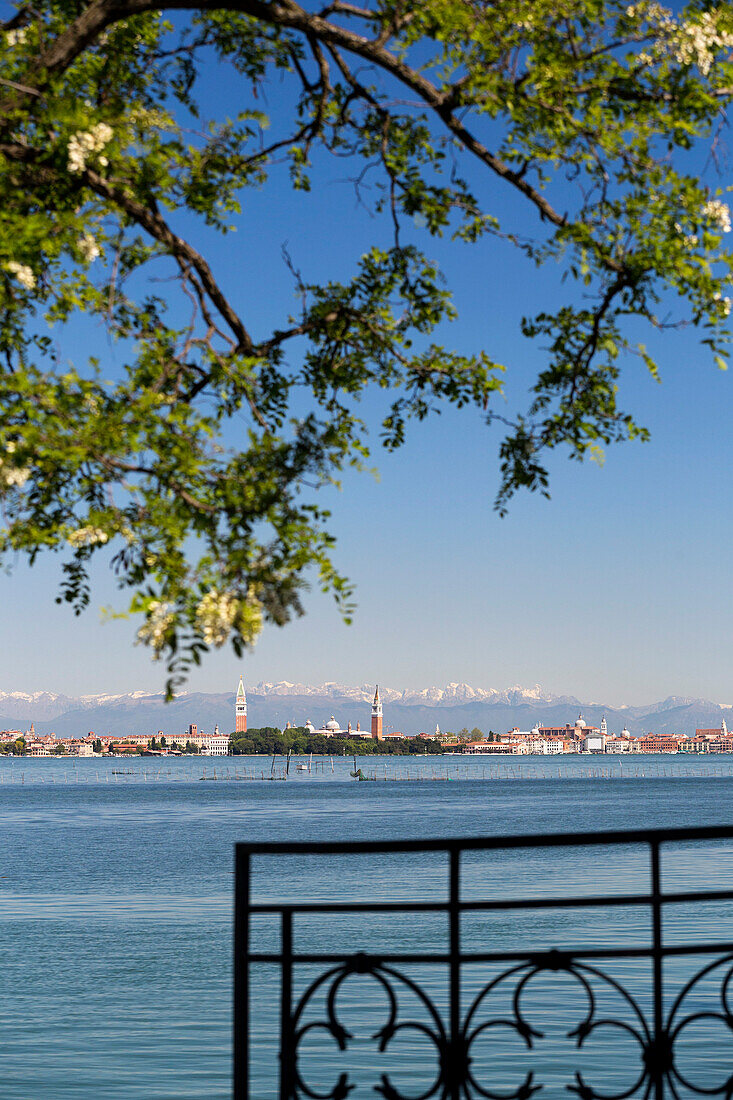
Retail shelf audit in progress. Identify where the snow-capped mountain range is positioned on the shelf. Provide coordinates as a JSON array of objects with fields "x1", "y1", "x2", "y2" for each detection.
[
  {"x1": 0, "y1": 682, "x2": 732, "y2": 739},
  {"x1": 0, "y1": 681, "x2": 582, "y2": 720},
  {"x1": 243, "y1": 681, "x2": 580, "y2": 705}
]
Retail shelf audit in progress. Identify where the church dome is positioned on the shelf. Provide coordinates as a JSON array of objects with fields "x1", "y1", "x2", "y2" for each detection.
[
  {"x1": 326, "y1": 716, "x2": 340, "y2": 732},
  {"x1": 575, "y1": 714, "x2": 587, "y2": 730}
]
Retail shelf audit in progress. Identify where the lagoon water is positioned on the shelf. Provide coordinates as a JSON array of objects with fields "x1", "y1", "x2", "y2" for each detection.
[{"x1": 2, "y1": 753, "x2": 733, "y2": 1098}]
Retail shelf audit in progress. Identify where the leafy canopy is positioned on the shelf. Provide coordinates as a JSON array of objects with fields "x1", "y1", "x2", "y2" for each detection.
[{"x1": 0, "y1": 0, "x2": 732, "y2": 692}]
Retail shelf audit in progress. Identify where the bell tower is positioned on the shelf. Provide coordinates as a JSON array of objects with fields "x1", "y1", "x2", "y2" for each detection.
[
  {"x1": 235, "y1": 676, "x2": 247, "y2": 734},
  {"x1": 371, "y1": 685, "x2": 383, "y2": 741}
]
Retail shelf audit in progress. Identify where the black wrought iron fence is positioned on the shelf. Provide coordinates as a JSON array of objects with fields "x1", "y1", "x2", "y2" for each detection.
[{"x1": 234, "y1": 826, "x2": 733, "y2": 1100}]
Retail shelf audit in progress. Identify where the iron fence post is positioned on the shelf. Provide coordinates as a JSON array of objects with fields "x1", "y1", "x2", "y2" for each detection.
[
  {"x1": 280, "y1": 909, "x2": 294, "y2": 1100},
  {"x1": 449, "y1": 844, "x2": 462, "y2": 1100},
  {"x1": 651, "y1": 839, "x2": 665, "y2": 1100},
  {"x1": 234, "y1": 846, "x2": 250, "y2": 1100}
]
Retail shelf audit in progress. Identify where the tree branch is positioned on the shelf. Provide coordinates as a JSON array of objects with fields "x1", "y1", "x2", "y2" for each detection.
[
  {"x1": 4, "y1": 0, "x2": 570, "y2": 235},
  {"x1": 0, "y1": 140, "x2": 255, "y2": 354}
]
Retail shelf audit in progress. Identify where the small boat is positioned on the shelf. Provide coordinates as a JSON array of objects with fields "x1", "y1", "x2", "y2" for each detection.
[{"x1": 296, "y1": 763, "x2": 308, "y2": 772}]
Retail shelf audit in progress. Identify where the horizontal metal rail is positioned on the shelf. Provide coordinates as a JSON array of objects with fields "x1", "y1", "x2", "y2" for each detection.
[
  {"x1": 236, "y1": 822, "x2": 733, "y2": 855},
  {"x1": 246, "y1": 886, "x2": 733, "y2": 914},
  {"x1": 247, "y1": 939, "x2": 733, "y2": 964}
]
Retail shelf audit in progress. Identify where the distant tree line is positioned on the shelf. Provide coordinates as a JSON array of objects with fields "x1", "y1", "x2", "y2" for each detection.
[
  {"x1": 441, "y1": 728, "x2": 496, "y2": 742},
  {"x1": 0, "y1": 737, "x2": 25, "y2": 755},
  {"x1": 230, "y1": 727, "x2": 445, "y2": 756},
  {"x1": 148, "y1": 736, "x2": 201, "y2": 754}
]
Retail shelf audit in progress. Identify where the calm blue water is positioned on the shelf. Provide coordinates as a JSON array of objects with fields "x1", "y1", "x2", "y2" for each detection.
[{"x1": 2, "y1": 754, "x2": 733, "y2": 1098}]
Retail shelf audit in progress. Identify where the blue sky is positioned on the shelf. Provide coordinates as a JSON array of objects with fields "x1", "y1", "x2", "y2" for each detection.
[{"x1": 3, "y1": 13, "x2": 732, "y2": 706}]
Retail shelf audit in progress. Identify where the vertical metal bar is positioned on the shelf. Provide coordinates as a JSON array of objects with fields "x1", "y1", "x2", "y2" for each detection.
[
  {"x1": 650, "y1": 840, "x2": 664, "y2": 1100},
  {"x1": 449, "y1": 845, "x2": 461, "y2": 1100},
  {"x1": 280, "y1": 909, "x2": 294, "y2": 1100},
  {"x1": 233, "y1": 846, "x2": 250, "y2": 1100}
]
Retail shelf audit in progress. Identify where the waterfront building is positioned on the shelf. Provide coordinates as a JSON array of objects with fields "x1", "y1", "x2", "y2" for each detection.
[
  {"x1": 636, "y1": 734, "x2": 681, "y2": 753},
  {"x1": 536, "y1": 716, "x2": 600, "y2": 742},
  {"x1": 500, "y1": 729, "x2": 566, "y2": 753},
  {"x1": 464, "y1": 740, "x2": 528, "y2": 754},
  {"x1": 536, "y1": 738, "x2": 565, "y2": 755},
  {"x1": 176, "y1": 728, "x2": 230, "y2": 754},
  {"x1": 695, "y1": 722, "x2": 729, "y2": 740},
  {"x1": 606, "y1": 737, "x2": 632, "y2": 753},
  {"x1": 192, "y1": 731, "x2": 230, "y2": 755},
  {"x1": 303, "y1": 717, "x2": 370, "y2": 738},
  {"x1": 236, "y1": 677, "x2": 247, "y2": 734},
  {"x1": 25, "y1": 741, "x2": 51, "y2": 756},
  {"x1": 371, "y1": 685, "x2": 383, "y2": 741},
  {"x1": 0, "y1": 729, "x2": 23, "y2": 742},
  {"x1": 502, "y1": 727, "x2": 538, "y2": 743},
  {"x1": 707, "y1": 735, "x2": 733, "y2": 753}
]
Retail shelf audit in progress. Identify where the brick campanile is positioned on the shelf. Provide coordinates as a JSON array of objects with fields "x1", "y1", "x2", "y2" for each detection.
[
  {"x1": 235, "y1": 676, "x2": 247, "y2": 734},
  {"x1": 371, "y1": 684, "x2": 383, "y2": 741}
]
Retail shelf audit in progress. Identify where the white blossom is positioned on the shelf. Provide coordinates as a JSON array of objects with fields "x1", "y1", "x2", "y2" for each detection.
[
  {"x1": 5, "y1": 27, "x2": 28, "y2": 47},
  {"x1": 713, "y1": 291, "x2": 732, "y2": 317},
  {"x1": 67, "y1": 526, "x2": 109, "y2": 548},
  {"x1": 136, "y1": 601, "x2": 175, "y2": 654},
  {"x1": 67, "y1": 123, "x2": 113, "y2": 175},
  {"x1": 703, "y1": 199, "x2": 732, "y2": 234},
  {"x1": 626, "y1": 4, "x2": 733, "y2": 76},
  {"x1": 0, "y1": 465, "x2": 30, "y2": 489},
  {"x1": 672, "y1": 10, "x2": 733, "y2": 76},
  {"x1": 626, "y1": 3, "x2": 673, "y2": 23},
  {"x1": 673, "y1": 223, "x2": 699, "y2": 248},
  {"x1": 77, "y1": 233, "x2": 101, "y2": 263},
  {"x1": 5, "y1": 261, "x2": 35, "y2": 290},
  {"x1": 195, "y1": 588, "x2": 240, "y2": 647}
]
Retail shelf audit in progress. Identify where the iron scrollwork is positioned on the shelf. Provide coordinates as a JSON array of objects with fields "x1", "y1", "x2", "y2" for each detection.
[
  {"x1": 462, "y1": 951, "x2": 651, "y2": 1100},
  {"x1": 664, "y1": 953, "x2": 733, "y2": 1100},
  {"x1": 288, "y1": 953, "x2": 447, "y2": 1100},
  {"x1": 284, "y1": 950, "x2": 733, "y2": 1100}
]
